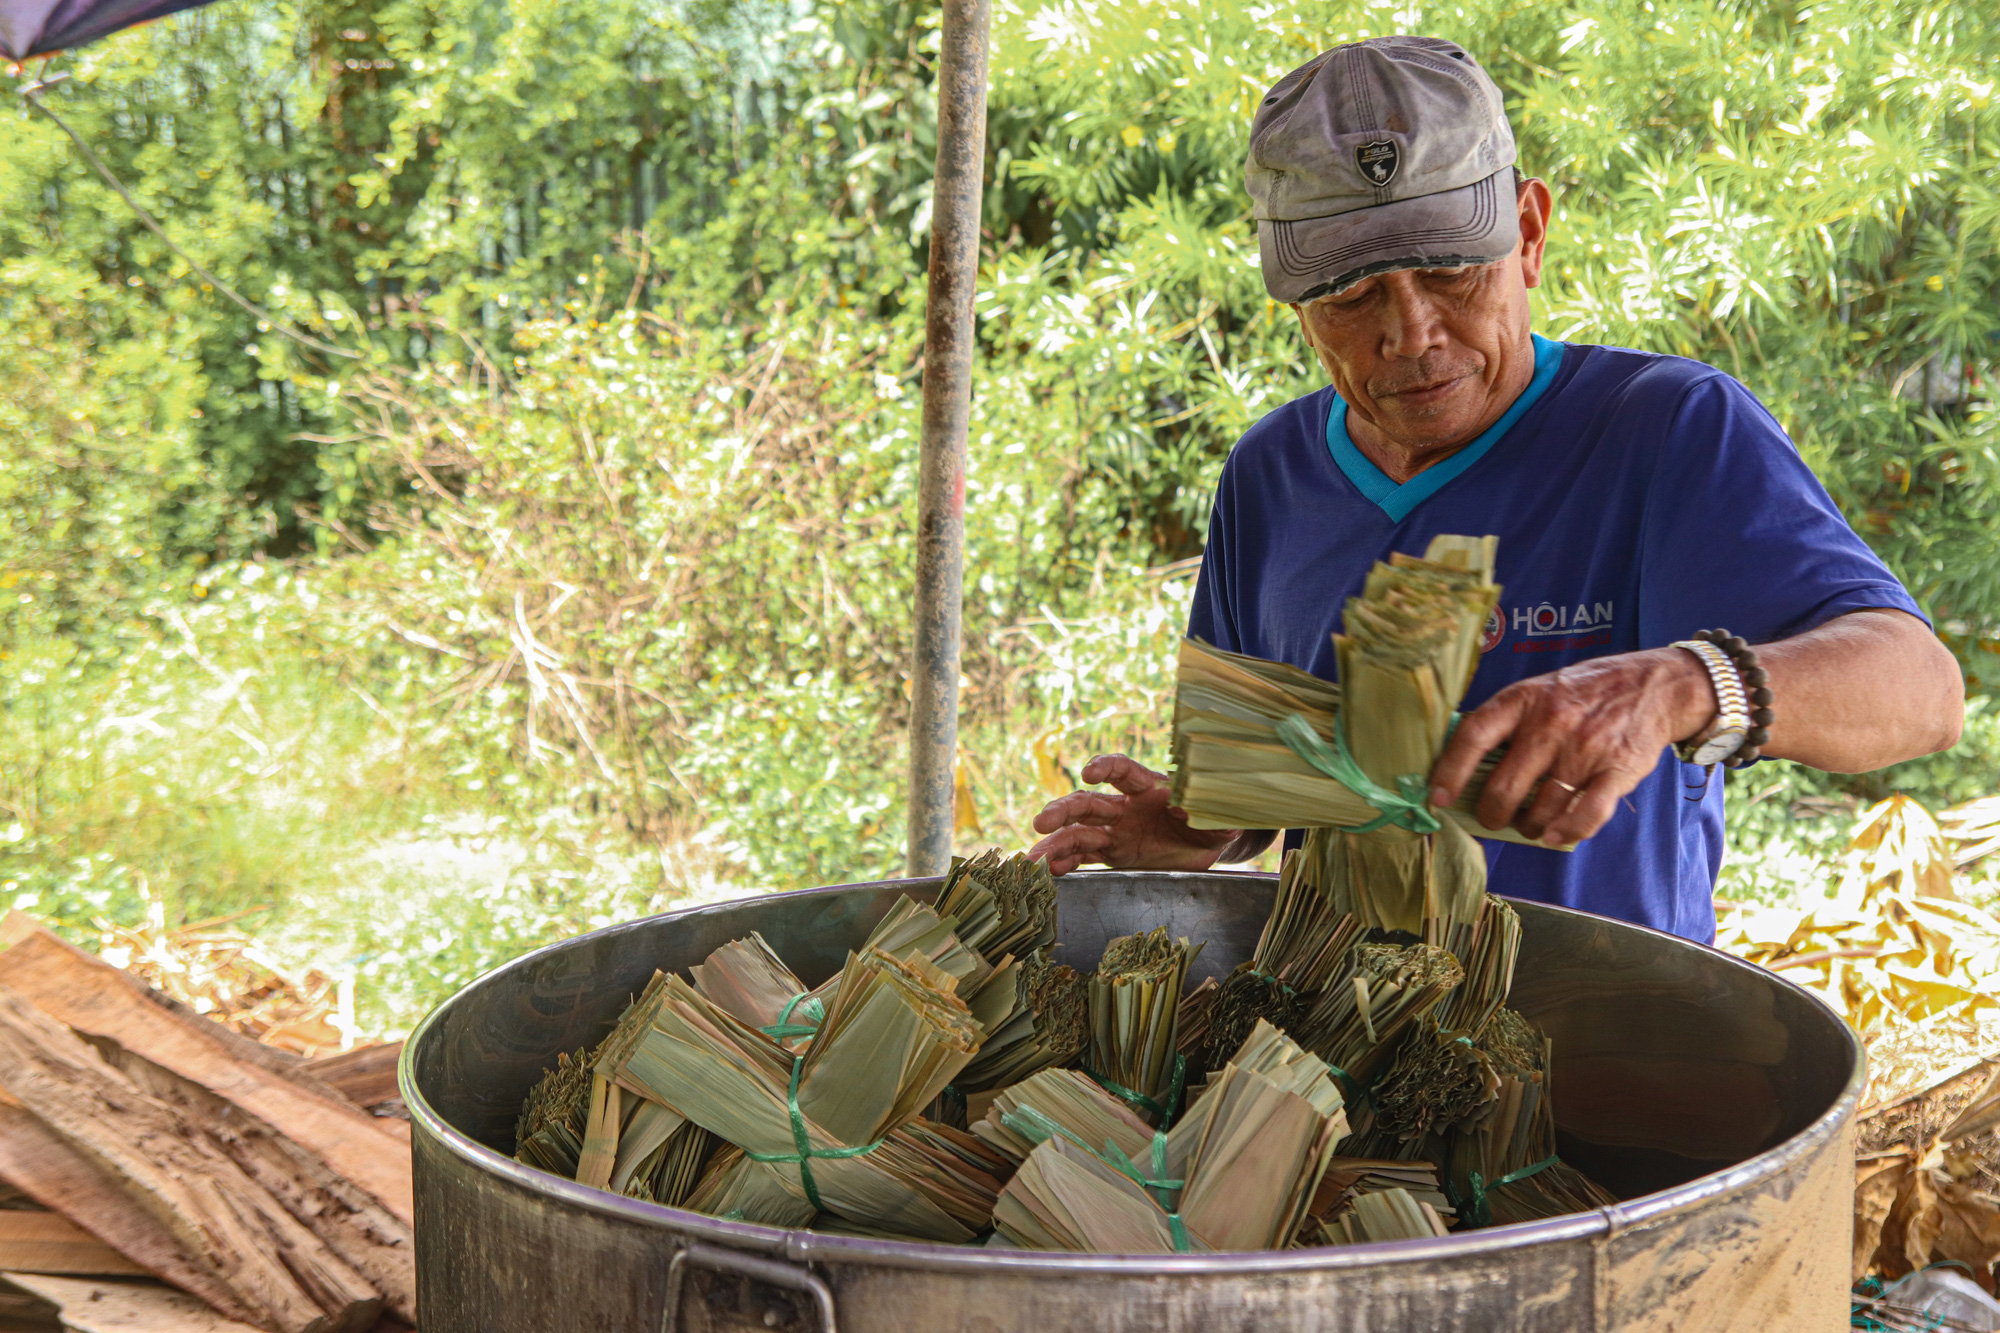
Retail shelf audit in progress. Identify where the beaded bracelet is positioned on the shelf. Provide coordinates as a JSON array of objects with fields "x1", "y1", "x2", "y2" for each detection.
[{"x1": 1693, "y1": 628, "x2": 1774, "y2": 767}]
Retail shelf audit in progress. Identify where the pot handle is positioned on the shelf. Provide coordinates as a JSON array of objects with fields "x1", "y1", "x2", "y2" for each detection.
[{"x1": 661, "y1": 1240, "x2": 839, "y2": 1333}]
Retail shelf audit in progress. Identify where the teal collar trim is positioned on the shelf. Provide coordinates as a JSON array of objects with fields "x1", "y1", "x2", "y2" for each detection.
[{"x1": 1326, "y1": 334, "x2": 1566, "y2": 523}]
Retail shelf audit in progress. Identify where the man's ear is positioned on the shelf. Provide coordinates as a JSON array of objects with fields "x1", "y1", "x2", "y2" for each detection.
[
  {"x1": 1516, "y1": 178, "x2": 1554, "y2": 289},
  {"x1": 1289, "y1": 301, "x2": 1314, "y2": 351}
]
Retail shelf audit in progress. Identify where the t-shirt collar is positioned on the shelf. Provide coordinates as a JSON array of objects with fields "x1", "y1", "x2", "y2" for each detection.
[{"x1": 1325, "y1": 334, "x2": 1567, "y2": 523}]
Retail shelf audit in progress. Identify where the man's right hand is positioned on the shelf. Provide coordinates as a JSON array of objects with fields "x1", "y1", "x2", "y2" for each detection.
[{"x1": 1026, "y1": 754, "x2": 1244, "y2": 876}]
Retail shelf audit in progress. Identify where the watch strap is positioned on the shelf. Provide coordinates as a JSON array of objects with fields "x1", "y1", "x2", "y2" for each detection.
[{"x1": 1672, "y1": 639, "x2": 1751, "y2": 766}]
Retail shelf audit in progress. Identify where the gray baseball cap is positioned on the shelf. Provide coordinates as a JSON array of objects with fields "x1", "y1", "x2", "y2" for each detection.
[{"x1": 1246, "y1": 36, "x2": 1520, "y2": 304}]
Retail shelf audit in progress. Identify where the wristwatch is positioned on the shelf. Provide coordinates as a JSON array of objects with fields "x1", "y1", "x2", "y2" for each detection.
[{"x1": 1671, "y1": 639, "x2": 1750, "y2": 766}]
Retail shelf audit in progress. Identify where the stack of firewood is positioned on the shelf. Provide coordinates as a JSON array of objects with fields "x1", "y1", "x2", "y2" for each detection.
[{"x1": 0, "y1": 912, "x2": 412, "y2": 1332}]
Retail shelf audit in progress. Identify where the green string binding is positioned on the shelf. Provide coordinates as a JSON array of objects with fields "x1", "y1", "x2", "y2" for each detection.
[
  {"x1": 1102, "y1": 1132, "x2": 1195, "y2": 1250},
  {"x1": 1000, "y1": 1108, "x2": 1194, "y2": 1253},
  {"x1": 757, "y1": 992, "x2": 826, "y2": 1042},
  {"x1": 740, "y1": 1055, "x2": 883, "y2": 1211},
  {"x1": 1451, "y1": 1153, "x2": 1560, "y2": 1229},
  {"x1": 1321, "y1": 1058, "x2": 1374, "y2": 1113},
  {"x1": 1242, "y1": 966, "x2": 1297, "y2": 996},
  {"x1": 1275, "y1": 712, "x2": 1442, "y2": 835},
  {"x1": 1083, "y1": 1052, "x2": 1188, "y2": 1126}
]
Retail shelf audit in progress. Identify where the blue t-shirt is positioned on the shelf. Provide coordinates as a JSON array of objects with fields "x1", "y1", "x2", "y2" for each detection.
[{"x1": 1187, "y1": 338, "x2": 1926, "y2": 942}]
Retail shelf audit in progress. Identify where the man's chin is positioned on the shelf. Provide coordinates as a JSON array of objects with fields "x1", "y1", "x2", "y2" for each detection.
[{"x1": 1375, "y1": 390, "x2": 1488, "y2": 451}]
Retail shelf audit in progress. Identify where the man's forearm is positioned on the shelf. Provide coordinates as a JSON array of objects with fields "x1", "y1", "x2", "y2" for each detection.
[
  {"x1": 1214, "y1": 828, "x2": 1278, "y2": 865},
  {"x1": 1754, "y1": 609, "x2": 1963, "y2": 771}
]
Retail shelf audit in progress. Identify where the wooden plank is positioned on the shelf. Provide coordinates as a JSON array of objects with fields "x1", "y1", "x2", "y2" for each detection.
[
  {"x1": 0, "y1": 918, "x2": 315, "y2": 1091},
  {"x1": 0, "y1": 926, "x2": 411, "y2": 1223},
  {"x1": 0, "y1": 1215, "x2": 148, "y2": 1278},
  {"x1": 0, "y1": 1101, "x2": 256, "y2": 1323},
  {"x1": 362, "y1": 1117, "x2": 409, "y2": 1147},
  {"x1": 0, "y1": 1275, "x2": 58, "y2": 1332},
  {"x1": 89, "y1": 1042, "x2": 414, "y2": 1322},
  {"x1": 300, "y1": 1046, "x2": 401, "y2": 1110},
  {"x1": 0, "y1": 989, "x2": 382, "y2": 1333},
  {"x1": 0, "y1": 1273, "x2": 270, "y2": 1332}
]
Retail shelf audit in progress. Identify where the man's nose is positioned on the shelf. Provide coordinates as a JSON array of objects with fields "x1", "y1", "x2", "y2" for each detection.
[{"x1": 1379, "y1": 280, "x2": 1450, "y2": 360}]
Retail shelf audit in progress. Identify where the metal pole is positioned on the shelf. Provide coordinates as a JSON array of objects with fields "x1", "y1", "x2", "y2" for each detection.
[{"x1": 905, "y1": 0, "x2": 991, "y2": 878}]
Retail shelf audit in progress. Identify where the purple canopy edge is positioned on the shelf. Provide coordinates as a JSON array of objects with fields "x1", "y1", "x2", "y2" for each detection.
[{"x1": 4, "y1": 0, "x2": 223, "y2": 60}]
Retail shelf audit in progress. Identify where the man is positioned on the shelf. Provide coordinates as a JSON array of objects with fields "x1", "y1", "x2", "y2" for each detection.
[{"x1": 1027, "y1": 36, "x2": 1963, "y2": 941}]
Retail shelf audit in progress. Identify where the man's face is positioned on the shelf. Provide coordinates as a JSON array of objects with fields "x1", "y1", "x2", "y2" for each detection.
[{"x1": 1291, "y1": 179, "x2": 1553, "y2": 457}]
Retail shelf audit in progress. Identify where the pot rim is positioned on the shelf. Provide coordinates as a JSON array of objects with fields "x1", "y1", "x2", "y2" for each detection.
[{"x1": 399, "y1": 869, "x2": 1866, "y2": 1276}]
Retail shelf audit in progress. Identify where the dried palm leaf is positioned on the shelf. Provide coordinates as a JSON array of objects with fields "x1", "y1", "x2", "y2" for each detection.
[
  {"x1": 955, "y1": 955, "x2": 1089, "y2": 1094},
  {"x1": 514, "y1": 1048, "x2": 592, "y2": 1177},
  {"x1": 992, "y1": 1040, "x2": 1346, "y2": 1253},
  {"x1": 972, "y1": 1068, "x2": 1156, "y2": 1167},
  {"x1": 1316, "y1": 1187, "x2": 1450, "y2": 1244},
  {"x1": 991, "y1": 1135, "x2": 1199, "y2": 1253},
  {"x1": 936, "y1": 850, "x2": 1059, "y2": 964},
  {"x1": 1088, "y1": 929, "x2": 1200, "y2": 1119},
  {"x1": 1170, "y1": 1062, "x2": 1345, "y2": 1251},
  {"x1": 1299, "y1": 1157, "x2": 1455, "y2": 1241},
  {"x1": 1193, "y1": 849, "x2": 1364, "y2": 1072},
  {"x1": 1441, "y1": 1010, "x2": 1618, "y2": 1227},
  {"x1": 621, "y1": 1122, "x2": 718, "y2": 1207},
  {"x1": 1176, "y1": 977, "x2": 1219, "y2": 1059},
  {"x1": 599, "y1": 949, "x2": 992, "y2": 1240},
  {"x1": 689, "y1": 934, "x2": 808, "y2": 1031},
  {"x1": 1291, "y1": 943, "x2": 1464, "y2": 1092}
]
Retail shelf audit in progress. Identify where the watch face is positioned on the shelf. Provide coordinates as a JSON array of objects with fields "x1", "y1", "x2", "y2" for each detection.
[{"x1": 1691, "y1": 727, "x2": 1747, "y2": 767}]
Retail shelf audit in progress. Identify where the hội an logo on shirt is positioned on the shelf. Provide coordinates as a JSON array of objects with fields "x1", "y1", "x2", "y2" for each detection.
[
  {"x1": 1501, "y1": 600, "x2": 1616, "y2": 655},
  {"x1": 1480, "y1": 607, "x2": 1504, "y2": 653}
]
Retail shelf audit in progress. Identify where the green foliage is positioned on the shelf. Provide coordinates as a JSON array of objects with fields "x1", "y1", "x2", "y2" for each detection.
[
  {"x1": 981, "y1": 0, "x2": 2000, "y2": 627},
  {"x1": 0, "y1": 571, "x2": 432, "y2": 975},
  {"x1": 1514, "y1": 2, "x2": 2000, "y2": 658},
  {"x1": 4, "y1": 0, "x2": 1999, "y2": 1029},
  {"x1": 0, "y1": 276, "x2": 223, "y2": 647},
  {"x1": 2, "y1": 0, "x2": 802, "y2": 571},
  {"x1": 311, "y1": 279, "x2": 1207, "y2": 885},
  {"x1": 14, "y1": 0, "x2": 2000, "y2": 604},
  {"x1": 0, "y1": 566, "x2": 725, "y2": 1034}
]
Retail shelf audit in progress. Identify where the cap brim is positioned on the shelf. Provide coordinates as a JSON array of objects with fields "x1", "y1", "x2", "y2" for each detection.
[{"x1": 1258, "y1": 168, "x2": 1520, "y2": 304}]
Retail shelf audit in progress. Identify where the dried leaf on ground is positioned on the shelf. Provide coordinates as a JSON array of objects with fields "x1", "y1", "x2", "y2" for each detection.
[
  {"x1": 1719, "y1": 797, "x2": 2000, "y2": 1054},
  {"x1": 89, "y1": 893, "x2": 356, "y2": 1057}
]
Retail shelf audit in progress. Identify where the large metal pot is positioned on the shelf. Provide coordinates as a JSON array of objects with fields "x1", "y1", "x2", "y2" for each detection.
[{"x1": 402, "y1": 871, "x2": 1861, "y2": 1332}]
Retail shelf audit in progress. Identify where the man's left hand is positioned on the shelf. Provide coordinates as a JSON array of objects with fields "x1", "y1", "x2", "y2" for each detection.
[
  {"x1": 1427, "y1": 647, "x2": 1709, "y2": 846},
  {"x1": 1428, "y1": 609, "x2": 1965, "y2": 846}
]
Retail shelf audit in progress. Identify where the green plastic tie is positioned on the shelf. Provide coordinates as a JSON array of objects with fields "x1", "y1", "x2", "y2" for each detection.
[
  {"x1": 1001, "y1": 1109, "x2": 1193, "y2": 1252},
  {"x1": 998, "y1": 1104, "x2": 1073, "y2": 1151},
  {"x1": 1454, "y1": 1152, "x2": 1560, "y2": 1229},
  {"x1": 1162, "y1": 1052, "x2": 1188, "y2": 1125},
  {"x1": 1322, "y1": 1058, "x2": 1374, "y2": 1113},
  {"x1": 757, "y1": 992, "x2": 826, "y2": 1042},
  {"x1": 1083, "y1": 1053, "x2": 1187, "y2": 1127},
  {"x1": 1243, "y1": 966, "x2": 1297, "y2": 997},
  {"x1": 740, "y1": 1055, "x2": 883, "y2": 1211},
  {"x1": 1080, "y1": 1067, "x2": 1155, "y2": 1117},
  {"x1": 1116, "y1": 1131, "x2": 1193, "y2": 1252},
  {"x1": 1100, "y1": 1134, "x2": 1180, "y2": 1205},
  {"x1": 1274, "y1": 712, "x2": 1442, "y2": 835}
]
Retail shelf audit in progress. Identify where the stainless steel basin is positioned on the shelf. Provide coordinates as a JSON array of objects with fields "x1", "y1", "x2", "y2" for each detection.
[{"x1": 402, "y1": 870, "x2": 1860, "y2": 1332}]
